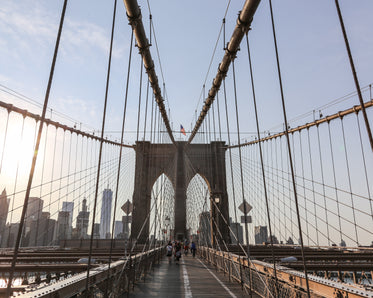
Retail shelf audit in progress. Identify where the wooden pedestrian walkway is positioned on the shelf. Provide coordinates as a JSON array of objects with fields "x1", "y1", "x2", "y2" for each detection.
[{"x1": 125, "y1": 253, "x2": 260, "y2": 297}]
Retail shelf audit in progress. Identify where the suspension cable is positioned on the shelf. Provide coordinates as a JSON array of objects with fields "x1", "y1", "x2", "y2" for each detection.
[
  {"x1": 245, "y1": 33, "x2": 279, "y2": 292},
  {"x1": 86, "y1": 0, "x2": 117, "y2": 293},
  {"x1": 268, "y1": 0, "x2": 310, "y2": 295},
  {"x1": 334, "y1": 0, "x2": 373, "y2": 151},
  {"x1": 7, "y1": 0, "x2": 68, "y2": 295},
  {"x1": 106, "y1": 29, "x2": 134, "y2": 292}
]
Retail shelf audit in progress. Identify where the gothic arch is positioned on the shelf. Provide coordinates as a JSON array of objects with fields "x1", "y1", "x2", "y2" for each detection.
[{"x1": 131, "y1": 141, "x2": 230, "y2": 244}]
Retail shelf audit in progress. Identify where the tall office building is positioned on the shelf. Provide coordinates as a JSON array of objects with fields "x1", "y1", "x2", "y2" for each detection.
[
  {"x1": 24, "y1": 197, "x2": 44, "y2": 246},
  {"x1": 229, "y1": 217, "x2": 243, "y2": 243},
  {"x1": 254, "y1": 225, "x2": 268, "y2": 244},
  {"x1": 76, "y1": 199, "x2": 90, "y2": 239},
  {"x1": 100, "y1": 189, "x2": 112, "y2": 239},
  {"x1": 56, "y1": 211, "x2": 71, "y2": 242},
  {"x1": 93, "y1": 223, "x2": 100, "y2": 239},
  {"x1": 25, "y1": 197, "x2": 43, "y2": 226},
  {"x1": 1, "y1": 223, "x2": 20, "y2": 248},
  {"x1": 114, "y1": 221, "x2": 123, "y2": 238},
  {"x1": 0, "y1": 189, "x2": 9, "y2": 246},
  {"x1": 62, "y1": 201, "x2": 74, "y2": 230},
  {"x1": 29, "y1": 212, "x2": 55, "y2": 246}
]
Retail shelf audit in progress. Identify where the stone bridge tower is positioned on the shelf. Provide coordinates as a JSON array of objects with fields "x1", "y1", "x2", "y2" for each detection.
[{"x1": 131, "y1": 141, "x2": 230, "y2": 244}]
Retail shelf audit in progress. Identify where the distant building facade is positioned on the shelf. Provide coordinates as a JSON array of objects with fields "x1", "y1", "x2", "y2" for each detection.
[
  {"x1": 2, "y1": 223, "x2": 20, "y2": 248},
  {"x1": 29, "y1": 212, "x2": 55, "y2": 246},
  {"x1": 229, "y1": 217, "x2": 243, "y2": 244},
  {"x1": 76, "y1": 199, "x2": 89, "y2": 239},
  {"x1": 56, "y1": 211, "x2": 71, "y2": 241},
  {"x1": 254, "y1": 225, "x2": 268, "y2": 244},
  {"x1": 93, "y1": 223, "x2": 100, "y2": 239},
  {"x1": 100, "y1": 189, "x2": 112, "y2": 239},
  {"x1": 114, "y1": 221, "x2": 123, "y2": 238},
  {"x1": 0, "y1": 189, "x2": 9, "y2": 246},
  {"x1": 62, "y1": 201, "x2": 74, "y2": 230}
]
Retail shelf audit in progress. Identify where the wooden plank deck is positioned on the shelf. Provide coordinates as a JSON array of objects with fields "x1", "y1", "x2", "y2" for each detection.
[{"x1": 126, "y1": 253, "x2": 260, "y2": 297}]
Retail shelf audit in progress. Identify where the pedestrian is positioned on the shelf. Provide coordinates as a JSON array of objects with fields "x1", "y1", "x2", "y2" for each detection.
[
  {"x1": 166, "y1": 242, "x2": 173, "y2": 255},
  {"x1": 184, "y1": 243, "x2": 189, "y2": 255},
  {"x1": 191, "y1": 241, "x2": 196, "y2": 257},
  {"x1": 175, "y1": 241, "x2": 182, "y2": 263}
]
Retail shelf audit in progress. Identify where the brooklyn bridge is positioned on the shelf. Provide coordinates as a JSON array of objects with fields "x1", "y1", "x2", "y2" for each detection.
[{"x1": 0, "y1": 0, "x2": 372, "y2": 297}]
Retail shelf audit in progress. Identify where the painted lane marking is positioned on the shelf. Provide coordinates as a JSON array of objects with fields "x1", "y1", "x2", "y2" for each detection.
[
  {"x1": 181, "y1": 257, "x2": 193, "y2": 298},
  {"x1": 197, "y1": 258, "x2": 237, "y2": 298}
]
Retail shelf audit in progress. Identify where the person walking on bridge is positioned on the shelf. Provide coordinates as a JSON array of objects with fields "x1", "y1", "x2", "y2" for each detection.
[{"x1": 191, "y1": 241, "x2": 196, "y2": 258}]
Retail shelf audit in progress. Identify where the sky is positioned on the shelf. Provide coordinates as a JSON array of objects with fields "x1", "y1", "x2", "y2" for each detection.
[
  {"x1": 0, "y1": 0, "x2": 372, "y2": 246},
  {"x1": 0, "y1": 0, "x2": 372, "y2": 143}
]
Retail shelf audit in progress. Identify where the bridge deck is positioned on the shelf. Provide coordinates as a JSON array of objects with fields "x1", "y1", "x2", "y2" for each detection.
[{"x1": 126, "y1": 253, "x2": 259, "y2": 298}]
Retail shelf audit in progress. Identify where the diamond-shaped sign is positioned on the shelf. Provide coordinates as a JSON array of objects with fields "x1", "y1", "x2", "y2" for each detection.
[
  {"x1": 238, "y1": 201, "x2": 252, "y2": 214},
  {"x1": 121, "y1": 200, "x2": 133, "y2": 214}
]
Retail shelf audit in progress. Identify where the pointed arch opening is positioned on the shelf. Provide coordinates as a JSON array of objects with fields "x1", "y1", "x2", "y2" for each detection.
[
  {"x1": 186, "y1": 173, "x2": 211, "y2": 246},
  {"x1": 149, "y1": 173, "x2": 175, "y2": 242}
]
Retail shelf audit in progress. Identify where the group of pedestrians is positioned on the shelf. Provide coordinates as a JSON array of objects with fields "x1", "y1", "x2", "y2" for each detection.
[{"x1": 166, "y1": 240, "x2": 197, "y2": 263}]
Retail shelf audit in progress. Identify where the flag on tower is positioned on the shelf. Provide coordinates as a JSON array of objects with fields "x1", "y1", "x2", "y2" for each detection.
[{"x1": 180, "y1": 125, "x2": 186, "y2": 136}]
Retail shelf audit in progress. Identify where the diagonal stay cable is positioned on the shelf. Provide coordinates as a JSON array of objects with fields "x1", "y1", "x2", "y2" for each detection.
[{"x1": 85, "y1": 0, "x2": 117, "y2": 294}]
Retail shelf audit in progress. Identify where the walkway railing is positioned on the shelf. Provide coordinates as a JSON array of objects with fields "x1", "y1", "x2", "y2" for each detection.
[
  {"x1": 15, "y1": 246, "x2": 163, "y2": 297},
  {"x1": 199, "y1": 246, "x2": 373, "y2": 298}
]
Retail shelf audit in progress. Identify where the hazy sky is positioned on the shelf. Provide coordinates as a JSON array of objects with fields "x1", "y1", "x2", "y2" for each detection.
[
  {"x1": 0, "y1": 0, "x2": 372, "y2": 246},
  {"x1": 0, "y1": 0, "x2": 372, "y2": 144}
]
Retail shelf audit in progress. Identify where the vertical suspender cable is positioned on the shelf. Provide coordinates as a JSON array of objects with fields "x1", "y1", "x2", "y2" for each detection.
[
  {"x1": 355, "y1": 113, "x2": 373, "y2": 218},
  {"x1": 231, "y1": 60, "x2": 252, "y2": 297},
  {"x1": 340, "y1": 118, "x2": 359, "y2": 245},
  {"x1": 335, "y1": 0, "x2": 373, "y2": 152},
  {"x1": 223, "y1": 79, "x2": 240, "y2": 240},
  {"x1": 136, "y1": 59, "x2": 143, "y2": 142},
  {"x1": 216, "y1": 92, "x2": 222, "y2": 141},
  {"x1": 106, "y1": 30, "x2": 134, "y2": 293},
  {"x1": 245, "y1": 33, "x2": 278, "y2": 293},
  {"x1": 86, "y1": 0, "x2": 117, "y2": 293},
  {"x1": 316, "y1": 125, "x2": 330, "y2": 245},
  {"x1": 268, "y1": 0, "x2": 310, "y2": 296},
  {"x1": 35, "y1": 124, "x2": 49, "y2": 246},
  {"x1": 7, "y1": 116, "x2": 26, "y2": 247},
  {"x1": 0, "y1": 112, "x2": 9, "y2": 174},
  {"x1": 327, "y1": 122, "x2": 343, "y2": 243},
  {"x1": 7, "y1": 1, "x2": 68, "y2": 295}
]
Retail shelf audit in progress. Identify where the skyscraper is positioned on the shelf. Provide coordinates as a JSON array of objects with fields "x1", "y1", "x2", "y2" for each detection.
[
  {"x1": 29, "y1": 212, "x2": 55, "y2": 246},
  {"x1": 25, "y1": 197, "x2": 43, "y2": 225},
  {"x1": 114, "y1": 221, "x2": 123, "y2": 238},
  {"x1": 24, "y1": 197, "x2": 44, "y2": 246},
  {"x1": 229, "y1": 217, "x2": 243, "y2": 243},
  {"x1": 0, "y1": 189, "x2": 9, "y2": 246},
  {"x1": 100, "y1": 189, "x2": 112, "y2": 239},
  {"x1": 62, "y1": 201, "x2": 74, "y2": 230},
  {"x1": 76, "y1": 199, "x2": 89, "y2": 239},
  {"x1": 254, "y1": 225, "x2": 268, "y2": 244},
  {"x1": 56, "y1": 211, "x2": 71, "y2": 242}
]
